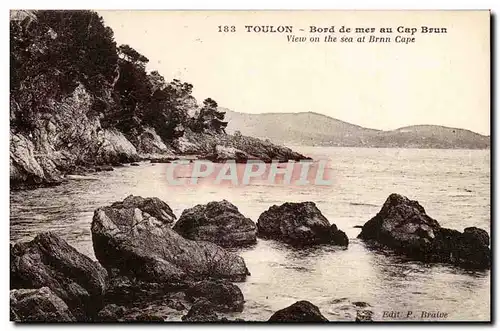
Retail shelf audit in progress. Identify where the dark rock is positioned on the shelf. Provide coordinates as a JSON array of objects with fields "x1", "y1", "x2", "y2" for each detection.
[
  {"x1": 268, "y1": 300, "x2": 328, "y2": 322},
  {"x1": 10, "y1": 232, "x2": 107, "y2": 320},
  {"x1": 330, "y1": 224, "x2": 349, "y2": 247},
  {"x1": 149, "y1": 157, "x2": 179, "y2": 163},
  {"x1": 174, "y1": 200, "x2": 256, "y2": 247},
  {"x1": 358, "y1": 193, "x2": 490, "y2": 268},
  {"x1": 103, "y1": 272, "x2": 186, "y2": 305},
  {"x1": 352, "y1": 301, "x2": 370, "y2": 308},
  {"x1": 355, "y1": 309, "x2": 373, "y2": 322},
  {"x1": 96, "y1": 304, "x2": 126, "y2": 322},
  {"x1": 186, "y1": 279, "x2": 244, "y2": 312},
  {"x1": 102, "y1": 267, "x2": 190, "y2": 306},
  {"x1": 257, "y1": 202, "x2": 348, "y2": 247},
  {"x1": 91, "y1": 196, "x2": 250, "y2": 285},
  {"x1": 165, "y1": 299, "x2": 187, "y2": 311},
  {"x1": 135, "y1": 313, "x2": 164, "y2": 322},
  {"x1": 130, "y1": 163, "x2": 140, "y2": 166},
  {"x1": 182, "y1": 300, "x2": 220, "y2": 322},
  {"x1": 464, "y1": 227, "x2": 489, "y2": 247},
  {"x1": 95, "y1": 165, "x2": 114, "y2": 172},
  {"x1": 10, "y1": 287, "x2": 76, "y2": 322}
]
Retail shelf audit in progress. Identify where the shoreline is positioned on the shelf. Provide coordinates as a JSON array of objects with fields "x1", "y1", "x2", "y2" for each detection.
[{"x1": 10, "y1": 193, "x2": 491, "y2": 322}]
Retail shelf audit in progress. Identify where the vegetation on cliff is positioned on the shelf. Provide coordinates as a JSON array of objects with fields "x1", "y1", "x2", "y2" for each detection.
[{"x1": 10, "y1": 10, "x2": 306, "y2": 188}]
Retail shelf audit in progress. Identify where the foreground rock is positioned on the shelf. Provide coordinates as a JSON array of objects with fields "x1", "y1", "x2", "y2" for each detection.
[
  {"x1": 355, "y1": 309, "x2": 374, "y2": 322},
  {"x1": 358, "y1": 193, "x2": 491, "y2": 268},
  {"x1": 174, "y1": 200, "x2": 256, "y2": 247},
  {"x1": 10, "y1": 287, "x2": 76, "y2": 322},
  {"x1": 257, "y1": 202, "x2": 348, "y2": 246},
  {"x1": 10, "y1": 232, "x2": 107, "y2": 320},
  {"x1": 96, "y1": 293, "x2": 187, "y2": 322},
  {"x1": 91, "y1": 195, "x2": 250, "y2": 285},
  {"x1": 186, "y1": 280, "x2": 244, "y2": 312},
  {"x1": 96, "y1": 304, "x2": 127, "y2": 322},
  {"x1": 182, "y1": 300, "x2": 220, "y2": 322},
  {"x1": 268, "y1": 301, "x2": 328, "y2": 322}
]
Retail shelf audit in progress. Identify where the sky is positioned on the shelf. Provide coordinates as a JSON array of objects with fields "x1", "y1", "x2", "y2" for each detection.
[{"x1": 98, "y1": 10, "x2": 490, "y2": 135}]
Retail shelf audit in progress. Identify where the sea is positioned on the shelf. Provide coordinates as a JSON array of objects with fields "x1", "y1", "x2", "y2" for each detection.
[{"x1": 10, "y1": 147, "x2": 491, "y2": 321}]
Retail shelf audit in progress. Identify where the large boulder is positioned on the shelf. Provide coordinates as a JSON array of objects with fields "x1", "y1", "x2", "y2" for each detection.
[
  {"x1": 10, "y1": 287, "x2": 76, "y2": 322},
  {"x1": 174, "y1": 200, "x2": 256, "y2": 247},
  {"x1": 268, "y1": 300, "x2": 328, "y2": 322},
  {"x1": 257, "y1": 202, "x2": 348, "y2": 246},
  {"x1": 10, "y1": 232, "x2": 107, "y2": 320},
  {"x1": 91, "y1": 196, "x2": 249, "y2": 285},
  {"x1": 185, "y1": 280, "x2": 244, "y2": 312},
  {"x1": 358, "y1": 193, "x2": 490, "y2": 268}
]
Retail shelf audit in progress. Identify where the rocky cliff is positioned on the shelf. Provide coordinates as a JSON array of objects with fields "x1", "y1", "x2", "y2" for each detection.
[{"x1": 10, "y1": 10, "x2": 308, "y2": 189}]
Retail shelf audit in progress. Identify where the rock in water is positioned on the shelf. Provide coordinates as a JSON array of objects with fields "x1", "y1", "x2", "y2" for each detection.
[
  {"x1": 10, "y1": 287, "x2": 76, "y2": 322},
  {"x1": 186, "y1": 280, "x2": 244, "y2": 312},
  {"x1": 330, "y1": 224, "x2": 349, "y2": 247},
  {"x1": 464, "y1": 227, "x2": 490, "y2": 247},
  {"x1": 10, "y1": 232, "x2": 107, "y2": 321},
  {"x1": 257, "y1": 202, "x2": 348, "y2": 246},
  {"x1": 91, "y1": 196, "x2": 249, "y2": 284},
  {"x1": 268, "y1": 300, "x2": 329, "y2": 322},
  {"x1": 357, "y1": 193, "x2": 491, "y2": 268},
  {"x1": 174, "y1": 200, "x2": 256, "y2": 247}
]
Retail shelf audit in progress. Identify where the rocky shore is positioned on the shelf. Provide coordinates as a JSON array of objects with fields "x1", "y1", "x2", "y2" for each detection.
[
  {"x1": 10, "y1": 128, "x2": 310, "y2": 190},
  {"x1": 9, "y1": 10, "x2": 310, "y2": 191},
  {"x1": 10, "y1": 193, "x2": 490, "y2": 322}
]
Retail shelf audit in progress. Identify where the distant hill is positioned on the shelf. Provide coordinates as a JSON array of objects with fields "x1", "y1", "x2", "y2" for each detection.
[{"x1": 223, "y1": 109, "x2": 490, "y2": 149}]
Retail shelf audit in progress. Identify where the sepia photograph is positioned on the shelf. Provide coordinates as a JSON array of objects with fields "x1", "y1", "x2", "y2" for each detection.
[{"x1": 9, "y1": 9, "x2": 491, "y2": 323}]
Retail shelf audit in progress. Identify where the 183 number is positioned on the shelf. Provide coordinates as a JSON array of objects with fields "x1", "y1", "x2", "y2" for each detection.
[{"x1": 218, "y1": 25, "x2": 236, "y2": 32}]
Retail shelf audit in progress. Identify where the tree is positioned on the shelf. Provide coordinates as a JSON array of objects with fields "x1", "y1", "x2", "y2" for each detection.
[
  {"x1": 118, "y1": 44, "x2": 149, "y2": 65},
  {"x1": 148, "y1": 70, "x2": 166, "y2": 94},
  {"x1": 11, "y1": 10, "x2": 119, "y2": 131},
  {"x1": 191, "y1": 98, "x2": 227, "y2": 134}
]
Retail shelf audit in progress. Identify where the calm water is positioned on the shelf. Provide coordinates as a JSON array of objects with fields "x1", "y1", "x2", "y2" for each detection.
[{"x1": 10, "y1": 147, "x2": 491, "y2": 321}]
